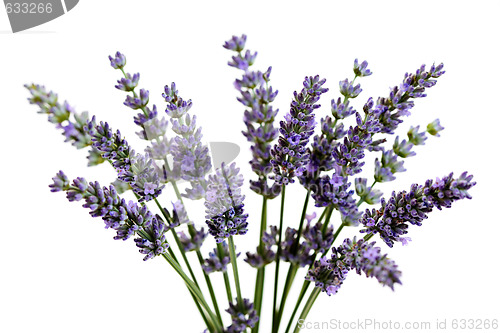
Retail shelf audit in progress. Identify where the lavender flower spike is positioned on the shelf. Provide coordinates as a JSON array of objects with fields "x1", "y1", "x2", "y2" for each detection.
[
  {"x1": 353, "y1": 59, "x2": 373, "y2": 77},
  {"x1": 225, "y1": 35, "x2": 281, "y2": 198},
  {"x1": 360, "y1": 172, "x2": 476, "y2": 247},
  {"x1": 306, "y1": 237, "x2": 401, "y2": 295},
  {"x1": 204, "y1": 162, "x2": 248, "y2": 243},
  {"x1": 270, "y1": 75, "x2": 328, "y2": 185},
  {"x1": 51, "y1": 171, "x2": 169, "y2": 260}
]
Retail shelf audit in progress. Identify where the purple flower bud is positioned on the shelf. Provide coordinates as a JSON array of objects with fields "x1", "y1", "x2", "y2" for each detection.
[
  {"x1": 108, "y1": 51, "x2": 126, "y2": 69},
  {"x1": 223, "y1": 34, "x2": 247, "y2": 52},
  {"x1": 353, "y1": 59, "x2": 372, "y2": 77},
  {"x1": 360, "y1": 172, "x2": 476, "y2": 247},
  {"x1": 427, "y1": 119, "x2": 444, "y2": 136}
]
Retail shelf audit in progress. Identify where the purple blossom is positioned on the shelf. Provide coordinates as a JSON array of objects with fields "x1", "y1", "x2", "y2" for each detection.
[
  {"x1": 427, "y1": 118, "x2": 444, "y2": 136},
  {"x1": 163, "y1": 83, "x2": 193, "y2": 118},
  {"x1": 332, "y1": 107, "x2": 383, "y2": 176},
  {"x1": 204, "y1": 163, "x2": 248, "y2": 243},
  {"x1": 115, "y1": 73, "x2": 140, "y2": 92},
  {"x1": 225, "y1": 298, "x2": 259, "y2": 333},
  {"x1": 25, "y1": 84, "x2": 102, "y2": 166},
  {"x1": 85, "y1": 117, "x2": 164, "y2": 202},
  {"x1": 162, "y1": 83, "x2": 211, "y2": 199},
  {"x1": 340, "y1": 238, "x2": 402, "y2": 290},
  {"x1": 353, "y1": 59, "x2": 372, "y2": 77},
  {"x1": 306, "y1": 256, "x2": 347, "y2": 296},
  {"x1": 270, "y1": 75, "x2": 328, "y2": 185},
  {"x1": 355, "y1": 178, "x2": 383, "y2": 205},
  {"x1": 360, "y1": 172, "x2": 476, "y2": 247},
  {"x1": 339, "y1": 79, "x2": 362, "y2": 99},
  {"x1": 178, "y1": 226, "x2": 207, "y2": 252},
  {"x1": 51, "y1": 172, "x2": 169, "y2": 260},
  {"x1": 331, "y1": 98, "x2": 355, "y2": 120},
  {"x1": 223, "y1": 34, "x2": 247, "y2": 52},
  {"x1": 393, "y1": 136, "x2": 416, "y2": 158},
  {"x1": 202, "y1": 241, "x2": 237, "y2": 274},
  {"x1": 306, "y1": 237, "x2": 401, "y2": 295},
  {"x1": 123, "y1": 88, "x2": 149, "y2": 110},
  {"x1": 49, "y1": 170, "x2": 69, "y2": 192},
  {"x1": 245, "y1": 225, "x2": 278, "y2": 268},
  {"x1": 407, "y1": 125, "x2": 428, "y2": 145},
  {"x1": 373, "y1": 63, "x2": 445, "y2": 134},
  {"x1": 374, "y1": 149, "x2": 406, "y2": 183},
  {"x1": 225, "y1": 35, "x2": 281, "y2": 199},
  {"x1": 108, "y1": 51, "x2": 126, "y2": 69}
]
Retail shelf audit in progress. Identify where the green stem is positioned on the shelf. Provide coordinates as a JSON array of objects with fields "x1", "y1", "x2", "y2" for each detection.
[
  {"x1": 284, "y1": 280, "x2": 311, "y2": 333},
  {"x1": 284, "y1": 205, "x2": 334, "y2": 332},
  {"x1": 272, "y1": 184, "x2": 286, "y2": 333},
  {"x1": 316, "y1": 207, "x2": 327, "y2": 225},
  {"x1": 275, "y1": 264, "x2": 299, "y2": 331},
  {"x1": 222, "y1": 269, "x2": 234, "y2": 304},
  {"x1": 274, "y1": 189, "x2": 310, "y2": 332},
  {"x1": 161, "y1": 251, "x2": 222, "y2": 333},
  {"x1": 292, "y1": 287, "x2": 321, "y2": 333},
  {"x1": 292, "y1": 189, "x2": 311, "y2": 253},
  {"x1": 252, "y1": 196, "x2": 268, "y2": 333},
  {"x1": 357, "y1": 179, "x2": 378, "y2": 207},
  {"x1": 196, "y1": 251, "x2": 223, "y2": 328},
  {"x1": 228, "y1": 236, "x2": 243, "y2": 307},
  {"x1": 332, "y1": 222, "x2": 346, "y2": 244}
]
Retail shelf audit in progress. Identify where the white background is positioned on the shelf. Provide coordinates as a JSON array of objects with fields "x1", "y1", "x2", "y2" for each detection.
[{"x1": 1, "y1": 1, "x2": 499, "y2": 332}]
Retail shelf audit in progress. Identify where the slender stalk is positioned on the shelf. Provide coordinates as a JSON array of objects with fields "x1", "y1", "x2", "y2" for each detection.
[
  {"x1": 196, "y1": 251, "x2": 223, "y2": 328},
  {"x1": 284, "y1": 280, "x2": 311, "y2": 333},
  {"x1": 275, "y1": 264, "x2": 298, "y2": 331},
  {"x1": 316, "y1": 207, "x2": 327, "y2": 225},
  {"x1": 156, "y1": 167, "x2": 224, "y2": 328},
  {"x1": 292, "y1": 287, "x2": 321, "y2": 333},
  {"x1": 154, "y1": 198, "x2": 202, "y2": 291},
  {"x1": 222, "y1": 269, "x2": 234, "y2": 304},
  {"x1": 283, "y1": 205, "x2": 334, "y2": 331},
  {"x1": 116, "y1": 70, "x2": 221, "y2": 330},
  {"x1": 272, "y1": 184, "x2": 286, "y2": 333},
  {"x1": 217, "y1": 241, "x2": 234, "y2": 305},
  {"x1": 161, "y1": 251, "x2": 222, "y2": 333},
  {"x1": 292, "y1": 189, "x2": 310, "y2": 253},
  {"x1": 164, "y1": 232, "x2": 213, "y2": 332},
  {"x1": 252, "y1": 196, "x2": 268, "y2": 333},
  {"x1": 228, "y1": 236, "x2": 243, "y2": 307},
  {"x1": 274, "y1": 189, "x2": 310, "y2": 332},
  {"x1": 332, "y1": 221, "x2": 346, "y2": 244}
]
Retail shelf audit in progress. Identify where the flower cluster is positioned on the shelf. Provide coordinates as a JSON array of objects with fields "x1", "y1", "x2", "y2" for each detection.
[
  {"x1": 24, "y1": 84, "x2": 104, "y2": 166},
  {"x1": 164, "y1": 83, "x2": 212, "y2": 199},
  {"x1": 225, "y1": 34, "x2": 281, "y2": 198},
  {"x1": 245, "y1": 225, "x2": 278, "y2": 268},
  {"x1": 178, "y1": 226, "x2": 207, "y2": 252},
  {"x1": 280, "y1": 217, "x2": 335, "y2": 267},
  {"x1": 306, "y1": 237, "x2": 401, "y2": 295},
  {"x1": 309, "y1": 174, "x2": 360, "y2": 225},
  {"x1": 109, "y1": 52, "x2": 160, "y2": 135},
  {"x1": 360, "y1": 172, "x2": 476, "y2": 247},
  {"x1": 225, "y1": 298, "x2": 259, "y2": 333},
  {"x1": 374, "y1": 63, "x2": 445, "y2": 134},
  {"x1": 50, "y1": 171, "x2": 169, "y2": 260},
  {"x1": 270, "y1": 75, "x2": 329, "y2": 185},
  {"x1": 202, "y1": 241, "x2": 235, "y2": 274},
  {"x1": 30, "y1": 38, "x2": 477, "y2": 333},
  {"x1": 204, "y1": 163, "x2": 249, "y2": 243},
  {"x1": 85, "y1": 117, "x2": 164, "y2": 202}
]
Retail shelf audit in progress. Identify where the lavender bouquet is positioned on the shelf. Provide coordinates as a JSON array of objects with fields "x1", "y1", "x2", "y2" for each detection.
[{"x1": 27, "y1": 35, "x2": 475, "y2": 333}]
